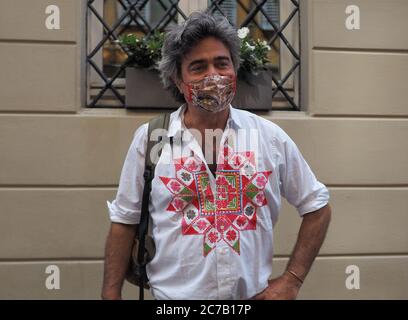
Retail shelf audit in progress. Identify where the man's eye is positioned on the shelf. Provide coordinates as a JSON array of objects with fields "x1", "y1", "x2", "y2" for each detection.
[
  {"x1": 217, "y1": 61, "x2": 230, "y2": 68},
  {"x1": 191, "y1": 65, "x2": 205, "y2": 71}
]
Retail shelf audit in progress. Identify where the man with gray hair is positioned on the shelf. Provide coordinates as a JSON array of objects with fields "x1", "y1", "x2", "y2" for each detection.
[{"x1": 102, "y1": 11, "x2": 331, "y2": 300}]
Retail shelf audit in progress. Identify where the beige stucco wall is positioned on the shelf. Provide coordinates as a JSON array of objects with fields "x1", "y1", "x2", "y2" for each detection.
[{"x1": 0, "y1": 0, "x2": 407, "y2": 299}]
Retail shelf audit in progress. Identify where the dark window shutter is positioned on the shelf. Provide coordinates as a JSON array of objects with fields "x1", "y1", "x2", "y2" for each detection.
[
  {"x1": 260, "y1": 0, "x2": 280, "y2": 31},
  {"x1": 209, "y1": 0, "x2": 237, "y2": 26}
]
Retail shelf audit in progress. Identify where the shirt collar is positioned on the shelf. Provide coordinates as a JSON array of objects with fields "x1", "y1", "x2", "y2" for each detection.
[{"x1": 166, "y1": 104, "x2": 242, "y2": 137}]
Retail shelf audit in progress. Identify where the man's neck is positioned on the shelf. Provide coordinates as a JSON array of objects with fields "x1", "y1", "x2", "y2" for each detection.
[{"x1": 183, "y1": 103, "x2": 230, "y2": 132}]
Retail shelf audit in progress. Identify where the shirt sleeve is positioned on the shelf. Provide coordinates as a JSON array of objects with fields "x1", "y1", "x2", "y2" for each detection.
[
  {"x1": 276, "y1": 128, "x2": 330, "y2": 216},
  {"x1": 107, "y1": 123, "x2": 148, "y2": 224}
]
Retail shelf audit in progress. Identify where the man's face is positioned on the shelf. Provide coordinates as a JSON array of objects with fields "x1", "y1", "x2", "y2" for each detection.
[{"x1": 177, "y1": 36, "x2": 236, "y2": 97}]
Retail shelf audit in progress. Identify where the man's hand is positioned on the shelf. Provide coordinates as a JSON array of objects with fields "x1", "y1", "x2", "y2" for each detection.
[
  {"x1": 252, "y1": 204, "x2": 331, "y2": 300},
  {"x1": 252, "y1": 272, "x2": 302, "y2": 300}
]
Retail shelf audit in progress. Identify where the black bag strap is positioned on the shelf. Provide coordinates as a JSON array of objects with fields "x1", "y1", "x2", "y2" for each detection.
[{"x1": 137, "y1": 113, "x2": 171, "y2": 300}]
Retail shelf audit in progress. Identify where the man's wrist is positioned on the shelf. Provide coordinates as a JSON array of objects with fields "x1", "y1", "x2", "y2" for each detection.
[
  {"x1": 101, "y1": 292, "x2": 122, "y2": 300},
  {"x1": 284, "y1": 270, "x2": 304, "y2": 288},
  {"x1": 101, "y1": 286, "x2": 123, "y2": 300}
]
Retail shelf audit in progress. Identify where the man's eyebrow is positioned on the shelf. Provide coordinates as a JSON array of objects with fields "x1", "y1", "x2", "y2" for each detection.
[
  {"x1": 214, "y1": 56, "x2": 231, "y2": 61},
  {"x1": 188, "y1": 56, "x2": 231, "y2": 68}
]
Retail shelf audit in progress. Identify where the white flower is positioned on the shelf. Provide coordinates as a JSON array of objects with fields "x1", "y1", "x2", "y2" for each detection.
[
  {"x1": 237, "y1": 27, "x2": 250, "y2": 39},
  {"x1": 261, "y1": 40, "x2": 271, "y2": 50},
  {"x1": 247, "y1": 44, "x2": 255, "y2": 50}
]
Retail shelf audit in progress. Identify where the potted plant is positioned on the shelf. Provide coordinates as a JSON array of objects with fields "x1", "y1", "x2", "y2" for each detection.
[
  {"x1": 120, "y1": 31, "x2": 178, "y2": 108},
  {"x1": 120, "y1": 27, "x2": 273, "y2": 109},
  {"x1": 233, "y1": 27, "x2": 273, "y2": 110}
]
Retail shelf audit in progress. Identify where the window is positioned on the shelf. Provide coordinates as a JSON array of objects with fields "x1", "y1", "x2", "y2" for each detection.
[
  {"x1": 209, "y1": 0, "x2": 237, "y2": 25},
  {"x1": 87, "y1": 0, "x2": 300, "y2": 110},
  {"x1": 118, "y1": 0, "x2": 151, "y2": 27},
  {"x1": 260, "y1": 0, "x2": 280, "y2": 30}
]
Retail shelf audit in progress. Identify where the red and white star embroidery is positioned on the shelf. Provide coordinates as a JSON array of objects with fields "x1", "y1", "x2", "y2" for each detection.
[{"x1": 160, "y1": 143, "x2": 271, "y2": 256}]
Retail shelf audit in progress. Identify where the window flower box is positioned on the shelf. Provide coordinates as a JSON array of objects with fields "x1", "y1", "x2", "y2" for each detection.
[
  {"x1": 123, "y1": 27, "x2": 273, "y2": 110},
  {"x1": 125, "y1": 67, "x2": 272, "y2": 110}
]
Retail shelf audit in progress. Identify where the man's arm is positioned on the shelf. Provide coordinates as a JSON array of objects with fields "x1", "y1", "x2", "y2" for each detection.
[
  {"x1": 254, "y1": 203, "x2": 332, "y2": 300},
  {"x1": 101, "y1": 222, "x2": 136, "y2": 300}
]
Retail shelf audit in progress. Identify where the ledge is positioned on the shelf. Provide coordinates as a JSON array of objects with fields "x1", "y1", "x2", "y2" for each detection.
[{"x1": 77, "y1": 106, "x2": 309, "y2": 119}]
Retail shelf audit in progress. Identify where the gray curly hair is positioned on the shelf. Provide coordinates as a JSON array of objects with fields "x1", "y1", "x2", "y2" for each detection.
[{"x1": 158, "y1": 11, "x2": 240, "y2": 103}]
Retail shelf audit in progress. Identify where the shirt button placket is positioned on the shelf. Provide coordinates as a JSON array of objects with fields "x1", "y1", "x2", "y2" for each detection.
[{"x1": 216, "y1": 243, "x2": 233, "y2": 299}]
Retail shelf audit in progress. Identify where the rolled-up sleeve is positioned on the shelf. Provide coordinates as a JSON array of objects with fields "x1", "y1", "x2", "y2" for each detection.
[
  {"x1": 107, "y1": 124, "x2": 148, "y2": 224},
  {"x1": 276, "y1": 128, "x2": 330, "y2": 216}
]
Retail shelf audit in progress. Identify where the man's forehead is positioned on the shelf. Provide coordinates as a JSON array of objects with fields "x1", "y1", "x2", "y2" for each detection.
[
  {"x1": 183, "y1": 37, "x2": 231, "y2": 62},
  {"x1": 183, "y1": 51, "x2": 232, "y2": 65}
]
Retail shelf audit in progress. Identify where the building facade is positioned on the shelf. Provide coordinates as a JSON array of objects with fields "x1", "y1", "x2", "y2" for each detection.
[{"x1": 0, "y1": 0, "x2": 407, "y2": 299}]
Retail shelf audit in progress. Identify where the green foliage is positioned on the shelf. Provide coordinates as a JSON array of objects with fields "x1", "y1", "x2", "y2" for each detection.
[
  {"x1": 119, "y1": 31, "x2": 164, "y2": 69},
  {"x1": 120, "y1": 27, "x2": 271, "y2": 75}
]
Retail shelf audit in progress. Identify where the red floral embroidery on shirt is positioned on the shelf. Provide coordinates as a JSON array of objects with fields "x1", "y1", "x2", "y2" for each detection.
[
  {"x1": 196, "y1": 219, "x2": 208, "y2": 231},
  {"x1": 256, "y1": 175, "x2": 266, "y2": 186},
  {"x1": 208, "y1": 231, "x2": 218, "y2": 243},
  {"x1": 169, "y1": 181, "x2": 181, "y2": 193},
  {"x1": 226, "y1": 229, "x2": 237, "y2": 241},
  {"x1": 160, "y1": 143, "x2": 271, "y2": 256},
  {"x1": 236, "y1": 216, "x2": 247, "y2": 227}
]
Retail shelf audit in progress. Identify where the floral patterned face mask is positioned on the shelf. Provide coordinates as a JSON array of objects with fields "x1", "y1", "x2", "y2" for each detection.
[{"x1": 185, "y1": 74, "x2": 236, "y2": 113}]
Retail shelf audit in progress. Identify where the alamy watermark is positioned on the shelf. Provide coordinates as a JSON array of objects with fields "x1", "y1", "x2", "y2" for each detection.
[
  {"x1": 45, "y1": 265, "x2": 60, "y2": 290},
  {"x1": 345, "y1": 5, "x2": 360, "y2": 30},
  {"x1": 147, "y1": 127, "x2": 261, "y2": 167},
  {"x1": 45, "y1": 5, "x2": 60, "y2": 30},
  {"x1": 345, "y1": 264, "x2": 360, "y2": 290}
]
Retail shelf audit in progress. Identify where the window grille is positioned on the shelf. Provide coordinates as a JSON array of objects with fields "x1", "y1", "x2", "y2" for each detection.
[{"x1": 87, "y1": 0, "x2": 300, "y2": 110}]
